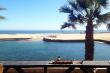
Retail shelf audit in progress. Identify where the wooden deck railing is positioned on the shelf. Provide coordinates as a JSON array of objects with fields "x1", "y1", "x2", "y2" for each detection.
[{"x1": 0, "y1": 61, "x2": 110, "y2": 73}]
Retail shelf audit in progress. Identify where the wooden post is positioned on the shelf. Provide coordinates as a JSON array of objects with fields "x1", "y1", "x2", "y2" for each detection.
[
  {"x1": 107, "y1": 67, "x2": 110, "y2": 73},
  {"x1": 0, "y1": 64, "x2": 3, "y2": 73},
  {"x1": 14, "y1": 67, "x2": 24, "y2": 73},
  {"x1": 3, "y1": 67, "x2": 9, "y2": 73},
  {"x1": 44, "y1": 66, "x2": 47, "y2": 73},
  {"x1": 80, "y1": 67, "x2": 94, "y2": 73},
  {"x1": 64, "y1": 67, "x2": 75, "y2": 73}
]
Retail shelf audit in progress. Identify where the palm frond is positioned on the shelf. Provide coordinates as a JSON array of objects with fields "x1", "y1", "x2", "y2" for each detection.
[
  {"x1": 68, "y1": 0, "x2": 80, "y2": 11},
  {"x1": 96, "y1": 19, "x2": 104, "y2": 24},
  {"x1": 59, "y1": 5, "x2": 72, "y2": 13},
  {"x1": 61, "y1": 22, "x2": 76, "y2": 29},
  {"x1": 97, "y1": 12, "x2": 110, "y2": 23},
  {"x1": 77, "y1": 14, "x2": 86, "y2": 24},
  {"x1": 93, "y1": 8, "x2": 101, "y2": 17},
  {"x1": 68, "y1": 14, "x2": 77, "y2": 22},
  {"x1": 68, "y1": 0, "x2": 77, "y2": 9},
  {"x1": 0, "y1": 8, "x2": 6, "y2": 10},
  {"x1": 76, "y1": 0, "x2": 91, "y2": 9},
  {"x1": 77, "y1": 14, "x2": 84, "y2": 19},
  {"x1": 0, "y1": 16, "x2": 5, "y2": 20},
  {"x1": 0, "y1": 7, "x2": 6, "y2": 20},
  {"x1": 107, "y1": 23, "x2": 110, "y2": 30},
  {"x1": 96, "y1": 0, "x2": 108, "y2": 8},
  {"x1": 93, "y1": 23, "x2": 102, "y2": 29},
  {"x1": 60, "y1": 0, "x2": 110, "y2": 30}
]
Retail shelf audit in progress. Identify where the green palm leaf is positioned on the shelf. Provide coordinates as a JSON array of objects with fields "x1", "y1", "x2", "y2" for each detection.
[
  {"x1": 0, "y1": 16, "x2": 5, "y2": 20},
  {"x1": 59, "y1": 5, "x2": 72, "y2": 13},
  {"x1": 0, "y1": 7, "x2": 6, "y2": 20},
  {"x1": 97, "y1": 12, "x2": 110, "y2": 23},
  {"x1": 0, "y1": 8, "x2": 6, "y2": 10},
  {"x1": 61, "y1": 22, "x2": 76, "y2": 29},
  {"x1": 96, "y1": 0, "x2": 108, "y2": 8},
  {"x1": 107, "y1": 23, "x2": 110, "y2": 30}
]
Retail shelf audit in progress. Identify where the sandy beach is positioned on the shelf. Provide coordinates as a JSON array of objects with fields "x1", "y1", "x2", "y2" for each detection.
[
  {"x1": 0, "y1": 33, "x2": 110, "y2": 41},
  {"x1": 0, "y1": 34, "x2": 44, "y2": 41},
  {"x1": 44, "y1": 33, "x2": 110, "y2": 41}
]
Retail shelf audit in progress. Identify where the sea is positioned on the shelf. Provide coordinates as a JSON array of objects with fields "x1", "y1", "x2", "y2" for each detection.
[
  {"x1": 0, "y1": 30, "x2": 110, "y2": 61},
  {"x1": 0, "y1": 30, "x2": 109, "y2": 34}
]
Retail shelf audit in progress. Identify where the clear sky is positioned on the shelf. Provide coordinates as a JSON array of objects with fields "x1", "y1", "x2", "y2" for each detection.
[
  {"x1": 0, "y1": 0, "x2": 110, "y2": 30},
  {"x1": 0, "y1": 0, "x2": 68, "y2": 30}
]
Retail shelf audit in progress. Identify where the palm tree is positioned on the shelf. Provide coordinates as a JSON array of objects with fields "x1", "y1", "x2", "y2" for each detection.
[{"x1": 59, "y1": 0, "x2": 110, "y2": 60}]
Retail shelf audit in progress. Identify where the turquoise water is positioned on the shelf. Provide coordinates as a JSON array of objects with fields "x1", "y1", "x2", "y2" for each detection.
[{"x1": 0, "y1": 40, "x2": 110, "y2": 61}]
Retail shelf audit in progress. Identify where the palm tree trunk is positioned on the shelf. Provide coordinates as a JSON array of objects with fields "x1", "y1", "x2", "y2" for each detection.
[{"x1": 85, "y1": 17, "x2": 94, "y2": 60}]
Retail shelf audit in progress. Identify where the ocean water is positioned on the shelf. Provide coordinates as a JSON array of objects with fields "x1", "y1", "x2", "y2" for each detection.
[
  {"x1": 0, "y1": 30, "x2": 81, "y2": 34},
  {"x1": 0, "y1": 30, "x2": 110, "y2": 61},
  {"x1": 0, "y1": 30, "x2": 109, "y2": 34},
  {"x1": 0, "y1": 40, "x2": 110, "y2": 61}
]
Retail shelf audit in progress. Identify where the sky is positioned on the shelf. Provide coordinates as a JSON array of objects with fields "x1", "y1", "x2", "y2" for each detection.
[
  {"x1": 0, "y1": 0, "x2": 68, "y2": 30},
  {"x1": 0, "y1": 0, "x2": 110, "y2": 30}
]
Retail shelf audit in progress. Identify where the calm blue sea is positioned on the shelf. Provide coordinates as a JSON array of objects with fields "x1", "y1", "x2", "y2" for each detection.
[
  {"x1": 0, "y1": 30, "x2": 80, "y2": 34},
  {"x1": 0, "y1": 30, "x2": 110, "y2": 61},
  {"x1": 0, "y1": 30, "x2": 109, "y2": 34}
]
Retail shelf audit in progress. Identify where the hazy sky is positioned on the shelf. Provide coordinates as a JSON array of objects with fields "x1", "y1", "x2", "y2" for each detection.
[{"x1": 0, "y1": 0, "x2": 110, "y2": 30}]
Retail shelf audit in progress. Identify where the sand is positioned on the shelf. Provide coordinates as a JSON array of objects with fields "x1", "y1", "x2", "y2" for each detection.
[
  {"x1": 45, "y1": 33, "x2": 110, "y2": 41},
  {"x1": 0, "y1": 33, "x2": 109, "y2": 41},
  {"x1": 0, "y1": 34, "x2": 44, "y2": 41}
]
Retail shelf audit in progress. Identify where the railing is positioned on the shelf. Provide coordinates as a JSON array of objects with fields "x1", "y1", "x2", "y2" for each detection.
[{"x1": 0, "y1": 61, "x2": 110, "y2": 73}]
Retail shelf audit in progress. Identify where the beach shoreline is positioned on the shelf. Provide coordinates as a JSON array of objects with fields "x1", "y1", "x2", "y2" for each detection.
[{"x1": 0, "y1": 33, "x2": 109, "y2": 41}]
